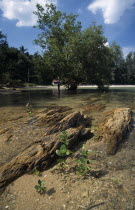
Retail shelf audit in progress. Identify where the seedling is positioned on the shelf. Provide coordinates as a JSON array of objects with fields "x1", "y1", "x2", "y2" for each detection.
[
  {"x1": 75, "y1": 144, "x2": 92, "y2": 176},
  {"x1": 33, "y1": 168, "x2": 40, "y2": 176},
  {"x1": 35, "y1": 180, "x2": 47, "y2": 194},
  {"x1": 56, "y1": 144, "x2": 72, "y2": 157},
  {"x1": 56, "y1": 131, "x2": 72, "y2": 172},
  {"x1": 59, "y1": 131, "x2": 71, "y2": 146}
]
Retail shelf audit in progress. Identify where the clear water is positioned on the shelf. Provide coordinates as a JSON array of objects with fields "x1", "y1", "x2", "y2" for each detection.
[
  {"x1": 0, "y1": 86, "x2": 135, "y2": 168},
  {"x1": 0, "y1": 87, "x2": 135, "y2": 110}
]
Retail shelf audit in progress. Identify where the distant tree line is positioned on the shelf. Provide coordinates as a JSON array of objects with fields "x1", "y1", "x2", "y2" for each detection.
[
  {"x1": 0, "y1": 31, "x2": 39, "y2": 87},
  {"x1": 0, "y1": 4, "x2": 135, "y2": 90}
]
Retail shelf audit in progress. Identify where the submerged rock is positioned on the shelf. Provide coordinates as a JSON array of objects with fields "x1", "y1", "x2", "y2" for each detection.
[
  {"x1": 0, "y1": 107, "x2": 92, "y2": 190},
  {"x1": 45, "y1": 111, "x2": 89, "y2": 135},
  {"x1": 84, "y1": 104, "x2": 106, "y2": 112},
  {"x1": 98, "y1": 108, "x2": 131, "y2": 155},
  {"x1": 36, "y1": 106, "x2": 72, "y2": 126}
]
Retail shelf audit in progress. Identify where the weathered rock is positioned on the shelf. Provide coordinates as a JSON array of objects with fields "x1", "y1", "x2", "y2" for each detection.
[
  {"x1": 37, "y1": 112, "x2": 65, "y2": 126},
  {"x1": 36, "y1": 106, "x2": 72, "y2": 126},
  {"x1": 97, "y1": 108, "x2": 131, "y2": 155},
  {"x1": 0, "y1": 127, "x2": 91, "y2": 190},
  {"x1": 44, "y1": 112, "x2": 89, "y2": 135},
  {"x1": 0, "y1": 106, "x2": 92, "y2": 190},
  {"x1": 46, "y1": 106, "x2": 72, "y2": 114}
]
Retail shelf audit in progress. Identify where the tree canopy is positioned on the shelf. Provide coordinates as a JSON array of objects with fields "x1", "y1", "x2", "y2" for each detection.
[
  {"x1": 34, "y1": 3, "x2": 83, "y2": 90},
  {"x1": 0, "y1": 4, "x2": 135, "y2": 89},
  {"x1": 34, "y1": 4, "x2": 113, "y2": 90}
]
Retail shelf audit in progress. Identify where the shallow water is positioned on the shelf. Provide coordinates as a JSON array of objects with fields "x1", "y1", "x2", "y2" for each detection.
[
  {"x1": 0, "y1": 87, "x2": 135, "y2": 209},
  {"x1": 1, "y1": 87, "x2": 135, "y2": 210},
  {"x1": 0, "y1": 87, "x2": 135, "y2": 110}
]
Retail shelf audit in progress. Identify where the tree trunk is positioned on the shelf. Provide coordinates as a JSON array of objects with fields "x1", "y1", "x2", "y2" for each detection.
[{"x1": 68, "y1": 81, "x2": 78, "y2": 90}]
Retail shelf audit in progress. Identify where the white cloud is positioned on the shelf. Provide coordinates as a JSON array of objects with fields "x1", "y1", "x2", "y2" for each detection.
[
  {"x1": 0, "y1": 0, "x2": 57, "y2": 27},
  {"x1": 88, "y1": 0, "x2": 135, "y2": 24},
  {"x1": 122, "y1": 46, "x2": 135, "y2": 57}
]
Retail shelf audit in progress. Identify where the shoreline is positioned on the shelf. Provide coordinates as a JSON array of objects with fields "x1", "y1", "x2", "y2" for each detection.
[
  {"x1": 29, "y1": 84, "x2": 135, "y2": 88},
  {"x1": 32, "y1": 85, "x2": 135, "y2": 89},
  {"x1": 79, "y1": 85, "x2": 135, "y2": 88},
  {"x1": 0, "y1": 84, "x2": 135, "y2": 93}
]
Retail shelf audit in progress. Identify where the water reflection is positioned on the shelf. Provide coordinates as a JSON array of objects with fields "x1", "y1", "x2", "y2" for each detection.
[{"x1": 0, "y1": 87, "x2": 135, "y2": 109}]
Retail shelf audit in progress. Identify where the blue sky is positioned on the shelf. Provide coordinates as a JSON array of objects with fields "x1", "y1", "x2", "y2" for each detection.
[{"x1": 0, "y1": 0, "x2": 135, "y2": 56}]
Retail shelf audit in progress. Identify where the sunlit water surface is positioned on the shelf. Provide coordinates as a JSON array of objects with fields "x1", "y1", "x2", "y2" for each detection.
[
  {"x1": 0, "y1": 87, "x2": 135, "y2": 111},
  {"x1": 0, "y1": 86, "x2": 135, "y2": 166}
]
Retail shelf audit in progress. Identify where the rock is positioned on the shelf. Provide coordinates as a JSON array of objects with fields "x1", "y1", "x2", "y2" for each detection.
[
  {"x1": 36, "y1": 106, "x2": 72, "y2": 126},
  {"x1": 44, "y1": 112, "x2": 90, "y2": 136},
  {"x1": 0, "y1": 108, "x2": 92, "y2": 190},
  {"x1": 46, "y1": 106, "x2": 72, "y2": 114},
  {"x1": 37, "y1": 112, "x2": 65, "y2": 127},
  {"x1": 97, "y1": 108, "x2": 131, "y2": 155},
  {"x1": 0, "y1": 106, "x2": 92, "y2": 190},
  {"x1": 84, "y1": 104, "x2": 106, "y2": 112}
]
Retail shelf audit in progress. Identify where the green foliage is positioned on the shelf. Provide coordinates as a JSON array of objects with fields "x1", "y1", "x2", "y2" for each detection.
[
  {"x1": 75, "y1": 144, "x2": 92, "y2": 176},
  {"x1": 56, "y1": 131, "x2": 72, "y2": 171},
  {"x1": 56, "y1": 131, "x2": 72, "y2": 156},
  {"x1": 80, "y1": 23, "x2": 112, "y2": 89},
  {"x1": 59, "y1": 131, "x2": 71, "y2": 146},
  {"x1": 1, "y1": 8, "x2": 135, "y2": 87},
  {"x1": 32, "y1": 52, "x2": 53, "y2": 85},
  {"x1": 34, "y1": 3, "x2": 83, "y2": 90},
  {"x1": 0, "y1": 31, "x2": 8, "y2": 46},
  {"x1": 33, "y1": 168, "x2": 40, "y2": 176},
  {"x1": 35, "y1": 180, "x2": 47, "y2": 194},
  {"x1": 56, "y1": 144, "x2": 71, "y2": 156},
  {"x1": 0, "y1": 44, "x2": 34, "y2": 85},
  {"x1": 126, "y1": 52, "x2": 135, "y2": 84},
  {"x1": 0, "y1": 31, "x2": 35, "y2": 86},
  {"x1": 109, "y1": 42, "x2": 126, "y2": 85}
]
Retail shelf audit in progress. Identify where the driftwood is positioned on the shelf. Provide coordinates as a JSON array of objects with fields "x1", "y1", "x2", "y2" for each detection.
[
  {"x1": 98, "y1": 108, "x2": 131, "y2": 155},
  {"x1": 0, "y1": 109, "x2": 91, "y2": 190}
]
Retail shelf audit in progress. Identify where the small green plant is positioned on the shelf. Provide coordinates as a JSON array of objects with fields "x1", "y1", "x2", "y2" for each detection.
[
  {"x1": 56, "y1": 144, "x2": 72, "y2": 157},
  {"x1": 75, "y1": 144, "x2": 92, "y2": 176},
  {"x1": 33, "y1": 168, "x2": 40, "y2": 176},
  {"x1": 35, "y1": 180, "x2": 47, "y2": 194},
  {"x1": 56, "y1": 131, "x2": 72, "y2": 171},
  {"x1": 59, "y1": 131, "x2": 71, "y2": 146}
]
